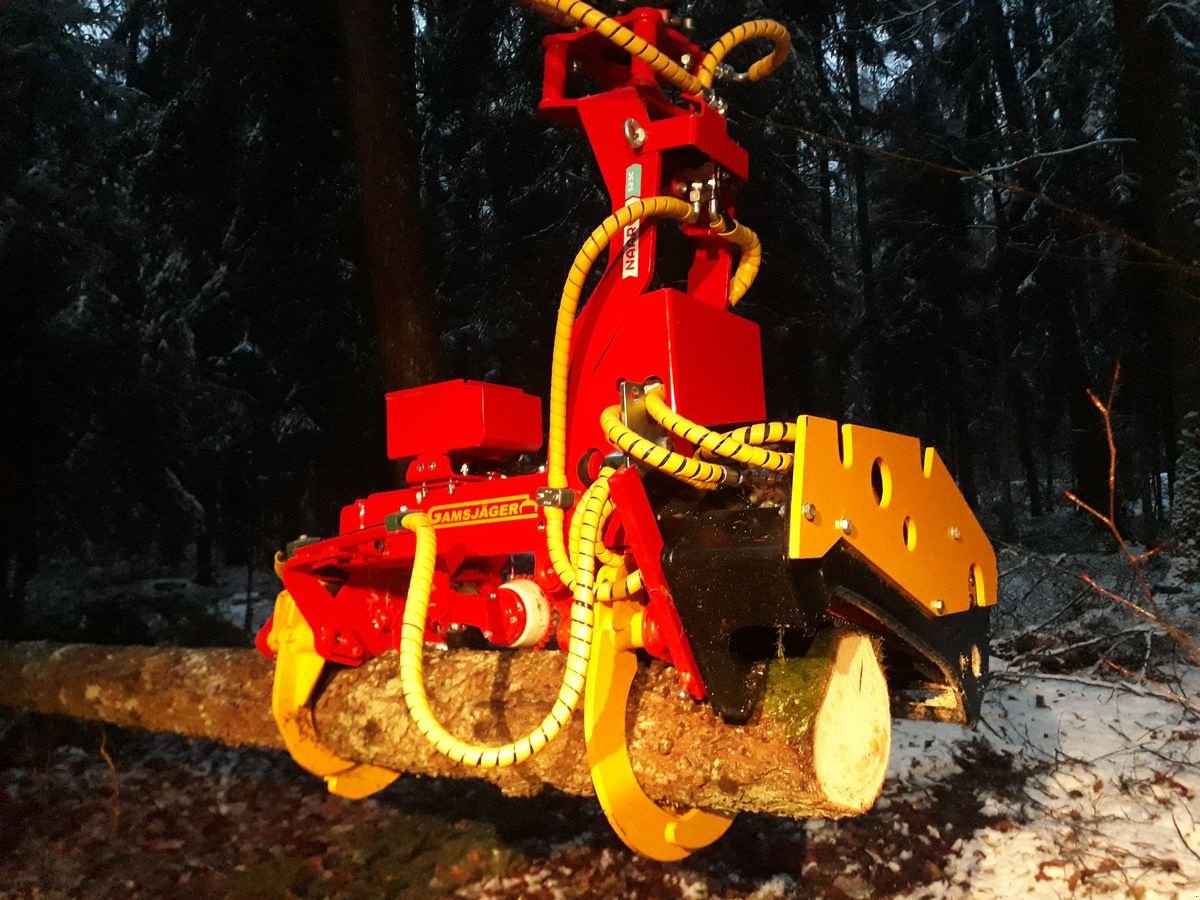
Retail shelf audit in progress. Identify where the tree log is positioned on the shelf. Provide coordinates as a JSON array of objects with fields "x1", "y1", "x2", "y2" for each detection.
[{"x1": 0, "y1": 634, "x2": 888, "y2": 820}]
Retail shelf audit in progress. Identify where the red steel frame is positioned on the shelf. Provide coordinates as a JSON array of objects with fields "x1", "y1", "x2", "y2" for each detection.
[{"x1": 256, "y1": 8, "x2": 766, "y2": 701}]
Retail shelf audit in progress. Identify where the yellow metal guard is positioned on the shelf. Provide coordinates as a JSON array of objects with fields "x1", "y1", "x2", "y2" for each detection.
[
  {"x1": 788, "y1": 416, "x2": 997, "y2": 618},
  {"x1": 584, "y1": 597, "x2": 733, "y2": 861},
  {"x1": 268, "y1": 589, "x2": 400, "y2": 799}
]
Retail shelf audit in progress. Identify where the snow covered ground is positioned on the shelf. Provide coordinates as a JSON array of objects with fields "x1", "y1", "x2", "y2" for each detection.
[
  {"x1": 886, "y1": 668, "x2": 1200, "y2": 898},
  {"x1": 3, "y1": 546, "x2": 1198, "y2": 897}
]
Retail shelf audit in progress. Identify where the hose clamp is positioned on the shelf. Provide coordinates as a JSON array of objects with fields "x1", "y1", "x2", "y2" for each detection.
[
  {"x1": 536, "y1": 487, "x2": 576, "y2": 509},
  {"x1": 715, "y1": 63, "x2": 749, "y2": 83}
]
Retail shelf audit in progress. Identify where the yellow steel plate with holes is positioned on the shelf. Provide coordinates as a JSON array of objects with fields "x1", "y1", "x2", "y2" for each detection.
[{"x1": 788, "y1": 416, "x2": 997, "y2": 618}]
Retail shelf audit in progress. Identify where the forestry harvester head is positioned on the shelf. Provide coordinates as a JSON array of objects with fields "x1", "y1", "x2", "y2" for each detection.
[{"x1": 256, "y1": 0, "x2": 997, "y2": 861}]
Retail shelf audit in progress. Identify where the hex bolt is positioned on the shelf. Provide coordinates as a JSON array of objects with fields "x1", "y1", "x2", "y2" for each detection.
[
  {"x1": 623, "y1": 117, "x2": 647, "y2": 149},
  {"x1": 948, "y1": 525, "x2": 962, "y2": 541},
  {"x1": 932, "y1": 599, "x2": 945, "y2": 614},
  {"x1": 835, "y1": 517, "x2": 853, "y2": 535},
  {"x1": 802, "y1": 502, "x2": 817, "y2": 522}
]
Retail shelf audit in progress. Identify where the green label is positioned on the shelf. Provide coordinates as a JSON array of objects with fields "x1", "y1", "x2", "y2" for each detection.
[{"x1": 624, "y1": 164, "x2": 642, "y2": 200}]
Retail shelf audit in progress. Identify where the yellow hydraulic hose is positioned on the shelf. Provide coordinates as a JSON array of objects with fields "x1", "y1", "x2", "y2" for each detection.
[
  {"x1": 697, "y1": 421, "x2": 797, "y2": 463},
  {"x1": 523, "y1": 0, "x2": 704, "y2": 94},
  {"x1": 711, "y1": 216, "x2": 762, "y2": 307},
  {"x1": 697, "y1": 19, "x2": 793, "y2": 90},
  {"x1": 544, "y1": 196, "x2": 695, "y2": 601},
  {"x1": 397, "y1": 474, "x2": 611, "y2": 767},
  {"x1": 570, "y1": 494, "x2": 623, "y2": 570},
  {"x1": 545, "y1": 201, "x2": 768, "y2": 600},
  {"x1": 642, "y1": 385, "x2": 792, "y2": 473},
  {"x1": 601, "y1": 405, "x2": 731, "y2": 487},
  {"x1": 522, "y1": 1, "x2": 790, "y2": 97}
]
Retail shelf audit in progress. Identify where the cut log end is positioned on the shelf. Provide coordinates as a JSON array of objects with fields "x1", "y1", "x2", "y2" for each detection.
[
  {"x1": 812, "y1": 631, "x2": 891, "y2": 812},
  {"x1": 760, "y1": 630, "x2": 890, "y2": 819}
]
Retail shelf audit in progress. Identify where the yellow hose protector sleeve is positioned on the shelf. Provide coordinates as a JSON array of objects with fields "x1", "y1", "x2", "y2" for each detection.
[
  {"x1": 712, "y1": 217, "x2": 762, "y2": 307},
  {"x1": 642, "y1": 386, "x2": 791, "y2": 473},
  {"x1": 397, "y1": 493, "x2": 606, "y2": 767},
  {"x1": 570, "y1": 495, "x2": 623, "y2": 569},
  {"x1": 698, "y1": 19, "x2": 793, "y2": 90},
  {"x1": 522, "y1": 0, "x2": 704, "y2": 94},
  {"x1": 544, "y1": 196, "x2": 694, "y2": 600},
  {"x1": 697, "y1": 421, "x2": 797, "y2": 462},
  {"x1": 600, "y1": 405, "x2": 730, "y2": 487}
]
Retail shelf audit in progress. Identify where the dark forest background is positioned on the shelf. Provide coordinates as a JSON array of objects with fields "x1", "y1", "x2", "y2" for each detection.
[{"x1": 2, "y1": 0, "x2": 1198, "y2": 628}]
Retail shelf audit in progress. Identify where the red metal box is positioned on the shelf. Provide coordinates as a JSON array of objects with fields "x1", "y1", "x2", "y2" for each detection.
[{"x1": 385, "y1": 379, "x2": 543, "y2": 461}]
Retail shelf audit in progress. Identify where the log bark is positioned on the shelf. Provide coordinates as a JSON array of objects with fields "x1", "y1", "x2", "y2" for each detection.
[{"x1": 0, "y1": 637, "x2": 887, "y2": 820}]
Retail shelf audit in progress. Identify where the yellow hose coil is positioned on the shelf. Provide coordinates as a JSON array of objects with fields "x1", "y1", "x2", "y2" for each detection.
[
  {"x1": 696, "y1": 421, "x2": 797, "y2": 462},
  {"x1": 697, "y1": 19, "x2": 793, "y2": 90},
  {"x1": 712, "y1": 216, "x2": 762, "y2": 307},
  {"x1": 642, "y1": 385, "x2": 792, "y2": 473},
  {"x1": 544, "y1": 196, "x2": 695, "y2": 601},
  {"x1": 546, "y1": 201, "x2": 768, "y2": 599},
  {"x1": 570, "y1": 494, "x2": 623, "y2": 570},
  {"x1": 523, "y1": 1, "x2": 791, "y2": 96},
  {"x1": 601, "y1": 405, "x2": 731, "y2": 487},
  {"x1": 397, "y1": 477, "x2": 610, "y2": 767},
  {"x1": 524, "y1": 0, "x2": 703, "y2": 94}
]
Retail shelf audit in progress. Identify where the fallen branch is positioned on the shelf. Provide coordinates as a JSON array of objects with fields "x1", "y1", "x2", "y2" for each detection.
[
  {"x1": 1063, "y1": 362, "x2": 1200, "y2": 667},
  {"x1": 0, "y1": 640, "x2": 884, "y2": 820}
]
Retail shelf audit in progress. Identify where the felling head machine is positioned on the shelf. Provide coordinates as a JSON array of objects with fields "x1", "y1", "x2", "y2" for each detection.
[{"x1": 257, "y1": 0, "x2": 997, "y2": 861}]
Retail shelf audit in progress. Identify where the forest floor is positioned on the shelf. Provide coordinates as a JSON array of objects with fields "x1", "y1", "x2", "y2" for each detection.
[{"x1": 2, "y1": 541, "x2": 1199, "y2": 898}]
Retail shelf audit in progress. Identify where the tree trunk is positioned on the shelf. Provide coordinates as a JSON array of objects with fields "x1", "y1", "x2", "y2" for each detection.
[
  {"x1": 809, "y1": 22, "x2": 834, "y2": 243},
  {"x1": 1173, "y1": 412, "x2": 1200, "y2": 583},
  {"x1": 838, "y1": 0, "x2": 876, "y2": 321},
  {"x1": 1111, "y1": 0, "x2": 1195, "y2": 502},
  {"x1": 338, "y1": 0, "x2": 439, "y2": 394},
  {"x1": 0, "y1": 637, "x2": 889, "y2": 821}
]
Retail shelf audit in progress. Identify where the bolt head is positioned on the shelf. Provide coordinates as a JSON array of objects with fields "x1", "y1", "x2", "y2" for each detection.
[
  {"x1": 802, "y1": 502, "x2": 817, "y2": 521},
  {"x1": 932, "y1": 599, "x2": 945, "y2": 614},
  {"x1": 836, "y1": 517, "x2": 853, "y2": 534},
  {"x1": 623, "y1": 117, "x2": 647, "y2": 149},
  {"x1": 948, "y1": 525, "x2": 963, "y2": 541}
]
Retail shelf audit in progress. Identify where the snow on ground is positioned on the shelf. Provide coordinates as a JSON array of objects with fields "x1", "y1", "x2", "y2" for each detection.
[
  {"x1": 4, "y1": 547, "x2": 1199, "y2": 897},
  {"x1": 889, "y1": 666, "x2": 1200, "y2": 898}
]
